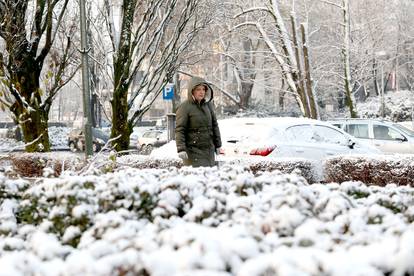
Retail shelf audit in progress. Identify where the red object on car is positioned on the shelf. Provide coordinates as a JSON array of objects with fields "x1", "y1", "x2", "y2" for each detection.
[{"x1": 249, "y1": 145, "x2": 276, "y2": 156}]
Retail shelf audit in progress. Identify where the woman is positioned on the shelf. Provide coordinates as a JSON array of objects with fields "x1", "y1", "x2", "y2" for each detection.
[{"x1": 175, "y1": 77, "x2": 221, "y2": 167}]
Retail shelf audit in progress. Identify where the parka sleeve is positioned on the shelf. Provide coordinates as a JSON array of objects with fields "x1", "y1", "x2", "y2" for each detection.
[
  {"x1": 175, "y1": 104, "x2": 188, "y2": 153},
  {"x1": 210, "y1": 103, "x2": 222, "y2": 149}
]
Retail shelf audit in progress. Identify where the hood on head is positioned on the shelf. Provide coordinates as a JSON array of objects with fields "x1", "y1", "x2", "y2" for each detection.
[{"x1": 187, "y1": 76, "x2": 213, "y2": 103}]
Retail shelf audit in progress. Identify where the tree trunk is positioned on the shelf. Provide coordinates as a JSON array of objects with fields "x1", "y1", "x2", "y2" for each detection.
[
  {"x1": 109, "y1": 0, "x2": 136, "y2": 151},
  {"x1": 10, "y1": 53, "x2": 51, "y2": 152},
  {"x1": 290, "y1": 14, "x2": 310, "y2": 118},
  {"x1": 239, "y1": 81, "x2": 254, "y2": 109},
  {"x1": 372, "y1": 57, "x2": 380, "y2": 96},
  {"x1": 111, "y1": 87, "x2": 133, "y2": 151},
  {"x1": 342, "y1": 0, "x2": 357, "y2": 118},
  {"x1": 301, "y1": 23, "x2": 319, "y2": 119},
  {"x1": 279, "y1": 90, "x2": 285, "y2": 111},
  {"x1": 20, "y1": 109, "x2": 50, "y2": 152}
]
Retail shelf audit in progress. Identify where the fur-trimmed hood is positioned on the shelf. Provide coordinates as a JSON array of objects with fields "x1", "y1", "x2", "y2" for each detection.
[{"x1": 187, "y1": 77, "x2": 213, "y2": 103}]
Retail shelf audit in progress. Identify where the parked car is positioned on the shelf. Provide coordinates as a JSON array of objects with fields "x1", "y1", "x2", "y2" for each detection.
[
  {"x1": 68, "y1": 128, "x2": 109, "y2": 152},
  {"x1": 218, "y1": 117, "x2": 380, "y2": 160},
  {"x1": 327, "y1": 118, "x2": 414, "y2": 154},
  {"x1": 137, "y1": 128, "x2": 168, "y2": 154}
]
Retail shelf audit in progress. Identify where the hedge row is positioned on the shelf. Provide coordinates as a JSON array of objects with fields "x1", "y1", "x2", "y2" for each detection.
[
  {"x1": 7, "y1": 153, "x2": 315, "y2": 182},
  {"x1": 325, "y1": 155, "x2": 414, "y2": 186},
  {"x1": 7, "y1": 153, "x2": 414, "y2": 186}
]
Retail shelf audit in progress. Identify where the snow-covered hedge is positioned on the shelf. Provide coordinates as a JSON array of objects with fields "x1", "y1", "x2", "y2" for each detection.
[
  {"x1": 1, "y1": 166, "x2": 414, "y2": 275},
  {"x1": 222, "y1": 157, "x2": 315, "y2": 182},
  {"x1": 10, "y1": 153, "x2": 82, "y2": 177},
  {"x1": 6, "y1": 153, "x2": 314, "y2": 182},
  {"x1": 115, "y1": 155, "x2": 315, "y2": 182},
  {"x1": 325, "y1": 155, "x2": 414, "y2": 186}
]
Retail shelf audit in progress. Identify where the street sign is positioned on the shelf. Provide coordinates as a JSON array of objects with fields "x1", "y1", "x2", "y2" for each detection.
[{"x1": 163, "y1": 83, "x2": 174, "y2": 100}]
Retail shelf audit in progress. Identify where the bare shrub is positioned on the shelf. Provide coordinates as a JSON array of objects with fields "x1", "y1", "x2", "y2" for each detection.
[{"x1": 10, "y1": 153, "x2": 83, "y2": 177}]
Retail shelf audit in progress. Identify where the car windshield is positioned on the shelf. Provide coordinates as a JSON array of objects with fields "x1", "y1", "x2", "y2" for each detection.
[{"x1": 392, "y1": 124, "x2": 414, "y2": 137}]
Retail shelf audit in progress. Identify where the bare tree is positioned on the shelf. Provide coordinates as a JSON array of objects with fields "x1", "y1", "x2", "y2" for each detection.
[
  {"x1": 0, "y1": 0, "x2": 77, "y2": 152},
  {"x1": 232, "y1": 0, "x2": 319, "y2": 118},
  {"x1": 99, "y1": 0, "x2": 207, "y2": 151}
]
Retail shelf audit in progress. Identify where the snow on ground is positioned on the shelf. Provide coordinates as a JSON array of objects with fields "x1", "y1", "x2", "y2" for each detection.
[
  {"x1": 48, "y1": 127, "x2": 71, "y2": 149},
  {"x1": 0, "y1": 126, "x2": 152, "y2": 152},
  {"x1": 0, "y1": 139, "x2": 24, "y2": 152},
  {"x1": 0, "y1": 127, "x2": 71, "y2": 152},
  {"x1": 151, "y1": 141, "x2": 178, "y2": 158},
  {"x1": 1, "y1": 165, "x2": 414, "y2": 275}
]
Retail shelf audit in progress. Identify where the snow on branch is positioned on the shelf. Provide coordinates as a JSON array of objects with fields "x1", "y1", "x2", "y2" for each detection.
[
  {"x1": 233, "y1": 7, "x2": 270, "y2": 19},
  {"x1": 319, "y1": 0, "x2": 344, "y2": 9}
]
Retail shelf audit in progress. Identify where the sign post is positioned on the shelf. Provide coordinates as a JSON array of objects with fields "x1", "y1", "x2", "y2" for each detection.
[
  {"x1": 163, "y1": 83, "x2": 174, "y2": 100},
  {"x1": 163, "y1": 83, "x2": 175, "y2": 141}
]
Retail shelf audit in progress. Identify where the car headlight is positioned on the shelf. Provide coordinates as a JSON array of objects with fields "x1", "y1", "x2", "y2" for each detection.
[{"x1": 96, "y1": 138, "x2": 104, "y2": 144}]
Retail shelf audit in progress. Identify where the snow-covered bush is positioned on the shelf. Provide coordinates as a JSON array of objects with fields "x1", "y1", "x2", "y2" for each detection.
[
  {"x1": 87, "y1": 154, "x2": 316, "y2": 182},
  {"x1": 1, "y1": 166, "x2": 414, "y2": 275},
  {"x1": 356, "y1": 90, "x2": 414, "y2": 122},
  {"x1": 10, "y1": 153, "x2": 83, "y2": 177},
  {"x1": 224, "y1": 157, "x2": 315, "y2": 183},
  {"x1": 324, "y1": 155, "x2": 414, "y2": 185}
]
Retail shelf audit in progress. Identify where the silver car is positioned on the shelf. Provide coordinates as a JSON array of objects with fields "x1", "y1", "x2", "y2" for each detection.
[
  {"x1": 137, "y1": 129, "x2": 168, "y2": 154},
  {"x1": 328, "y1": 119, "x2": 414, "y2": 154},
  {"x1": 218, "y1": 117, "x2": 380, "y2": 161}
]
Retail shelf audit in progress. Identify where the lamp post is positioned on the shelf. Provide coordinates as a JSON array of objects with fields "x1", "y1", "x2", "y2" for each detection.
[{"x1": 79, "y1": 0, "x2": 93, "y2": 157}]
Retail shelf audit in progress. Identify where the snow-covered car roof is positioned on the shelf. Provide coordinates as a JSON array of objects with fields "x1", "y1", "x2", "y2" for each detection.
[
  {"x1": 219, "y1": 117, "x2": 343, "y2": 139},
  {"x1": 219, "y1": 117, "x2": 333, "y2": 128}
]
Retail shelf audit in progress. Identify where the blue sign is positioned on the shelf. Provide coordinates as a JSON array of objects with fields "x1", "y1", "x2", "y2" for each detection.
[{"x1": 163, "y1": 84, "x2": 174, "y2": 100}]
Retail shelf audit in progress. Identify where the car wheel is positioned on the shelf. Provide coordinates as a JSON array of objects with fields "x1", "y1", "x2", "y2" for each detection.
[
  {"x1": 69, "y1": 142, "x2": 77, "y2": 152},
  {"x1": 93, "y1": 143, "x2": 99, "y2": 152}
]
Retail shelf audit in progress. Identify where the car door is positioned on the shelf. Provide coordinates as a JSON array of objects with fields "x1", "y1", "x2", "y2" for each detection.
[
  {"x1": 311, "y1": 125, "x2": 353, "y2": 157},
  {"x1": 284, "y1": 124, "x2": 325, "y2": 159},
  {"x1": 372, "y1": 124, "x2": 413, "y2": 153}
]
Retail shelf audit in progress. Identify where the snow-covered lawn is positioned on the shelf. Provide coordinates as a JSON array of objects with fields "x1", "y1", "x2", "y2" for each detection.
[
  {"x1": 1, "y1": 165, "x2": 413, "y2": 275},
  {"x1": 0, "y1": 127, "x2": 71, "y2": 152}
]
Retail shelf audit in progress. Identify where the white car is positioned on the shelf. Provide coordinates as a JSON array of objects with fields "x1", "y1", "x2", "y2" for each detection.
[
  {"x1": 218, "y1": 117, "x2": 380, "y2": 160},
  {"x1": 137, "y1": 129, "x2": 168, "y2": 154},
  {"x1": 328, "y1": 118, "x2": 414, "y2": 154}
]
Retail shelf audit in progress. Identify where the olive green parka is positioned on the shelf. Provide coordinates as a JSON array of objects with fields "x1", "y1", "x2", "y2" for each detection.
[{"x1": 175, "y1": 77, "x2": 222, "y2": 167}]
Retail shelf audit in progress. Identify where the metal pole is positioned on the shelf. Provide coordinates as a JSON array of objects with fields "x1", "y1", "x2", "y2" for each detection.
[
  {"x1": 381, "y1": 64, "x2": 385, "y2": 118},
  {"x1": 166, "y1": 113, "x2": 176, "y2": 142},
  {"x1": 79, "y1": 0, "x2": 93, "y2": 157}
]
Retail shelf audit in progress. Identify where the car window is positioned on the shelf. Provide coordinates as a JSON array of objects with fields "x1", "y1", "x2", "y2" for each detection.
[
  {"x1": 143, "y1": 132, "x2": 155, "y2": 138},
  {"x1": 312, "y1": 125, "x2": 348, "y2": 144},
  {"x1": 393, "y1": 124, "x2": 414, "y2": 137},
  {"x1": 285, "y1": 125, "x2": 313, "y2": 142},
  {"x1": 345, "y1": 124, "x2": 369, "y2": 139},
  {"x1": 373, "y1": 125, "x2": 404, "y2": 140}
]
